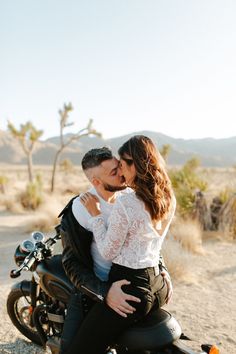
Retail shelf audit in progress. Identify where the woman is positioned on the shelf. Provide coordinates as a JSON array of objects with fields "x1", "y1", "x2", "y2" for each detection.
[{"x1": 77, "y1": 135, "x2": 176, "y2": 354}]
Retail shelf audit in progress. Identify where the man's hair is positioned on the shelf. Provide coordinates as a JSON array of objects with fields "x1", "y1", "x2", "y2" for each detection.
[{"x1": 81, "y1": 147, "x2": 113, "y2": 171}]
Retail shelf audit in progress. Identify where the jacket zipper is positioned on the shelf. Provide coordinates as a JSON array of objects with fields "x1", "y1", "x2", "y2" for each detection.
[{"x1": 80, "y1": 285, "x2": 104, "y2": 301}]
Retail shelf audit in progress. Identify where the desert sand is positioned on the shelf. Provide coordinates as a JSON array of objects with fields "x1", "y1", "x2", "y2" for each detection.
[{"x1": 0, "y1": 210, "x2": 235, "y2": 354}]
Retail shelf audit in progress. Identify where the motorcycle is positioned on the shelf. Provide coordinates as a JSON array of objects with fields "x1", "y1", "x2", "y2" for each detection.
[{"x1": 7, "y1": 226, "x2": 219, "y2": 354}]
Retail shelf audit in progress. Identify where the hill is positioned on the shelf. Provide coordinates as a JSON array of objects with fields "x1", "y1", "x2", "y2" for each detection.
[{"x1": 0, "y1": 130, "x2": 236, "y2": 167}]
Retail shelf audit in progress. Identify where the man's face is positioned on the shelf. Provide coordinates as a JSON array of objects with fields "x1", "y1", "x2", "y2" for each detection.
[{"x1": 96, "y1": 157, "x2": 126, "y2": 192}]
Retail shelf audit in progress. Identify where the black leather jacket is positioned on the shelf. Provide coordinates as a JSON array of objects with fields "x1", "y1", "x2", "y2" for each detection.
[
  {"x1": 59, "y1": 196, "x2": 168, "y2": 303},
  {"x1": 59, "y1": 196, "x2": 110, "y2": 302}
]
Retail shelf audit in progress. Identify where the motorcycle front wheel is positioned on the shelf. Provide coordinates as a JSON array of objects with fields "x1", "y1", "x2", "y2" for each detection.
[{"x1": 7, "y1": 285, "x2": 43, "y2": 346}]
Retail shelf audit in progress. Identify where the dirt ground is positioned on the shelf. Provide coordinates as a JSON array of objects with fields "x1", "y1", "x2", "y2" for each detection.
[{"x1": 0, "y1": 210, "x2": 235, "y2": 354}]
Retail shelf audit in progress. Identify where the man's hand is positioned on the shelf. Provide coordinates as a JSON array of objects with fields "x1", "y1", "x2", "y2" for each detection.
[
  {"x1": 161, "y1": 269, "x2": 173, "y2": 304},
  {"x1": 106, "y1": 280, "x2": 141, "y2": 318}
]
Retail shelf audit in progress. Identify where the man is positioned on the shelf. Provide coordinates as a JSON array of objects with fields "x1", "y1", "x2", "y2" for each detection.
[{"x1": 59, "y1": 147, "x2": 172, "y2": 353}]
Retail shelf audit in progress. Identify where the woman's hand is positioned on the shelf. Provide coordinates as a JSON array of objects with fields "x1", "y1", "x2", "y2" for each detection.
[
  {"x1": 80, "y1": 192, "x2": 101, "y2": 216},
  {"x1": 161, "y1": 269, "x2": 173, "y2": 304}
]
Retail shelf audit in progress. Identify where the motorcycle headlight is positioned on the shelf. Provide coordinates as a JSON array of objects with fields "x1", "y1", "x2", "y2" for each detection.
[
  {"x1": 14, "y1": 242, "x2": 34, "y2": 266},
  {"x1": 31, "y1": 231, "x2": 45, "y2": 243},
  {"x1": 20, "y1": 239, "x2": 35, "y2": 253}
]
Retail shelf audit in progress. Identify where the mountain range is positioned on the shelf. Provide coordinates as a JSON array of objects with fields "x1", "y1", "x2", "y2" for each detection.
[{"x1": 0, "y1": 130, "x2": 236, "y2": 167}]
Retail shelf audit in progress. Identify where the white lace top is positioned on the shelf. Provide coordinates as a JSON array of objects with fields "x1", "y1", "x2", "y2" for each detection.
[{"x1": 89, "y1": 191, "x2": 176, "y2": 269}]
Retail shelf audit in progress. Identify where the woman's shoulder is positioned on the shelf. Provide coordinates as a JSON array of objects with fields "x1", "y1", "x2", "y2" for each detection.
[{"x1": 117, "y1": 189, "x2": 139, "y2": 207}]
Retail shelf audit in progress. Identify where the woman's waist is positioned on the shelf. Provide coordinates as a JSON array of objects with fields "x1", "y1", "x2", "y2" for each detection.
[
  {"x1": 109, "y1": 263, "x2": 163, "y2": 293},
  {"x1": 111, "y1": 255, "x2": 160, "y2": 272},
  {"x1": 110, "y1": 262, "x2": 160, "y2": 277}
]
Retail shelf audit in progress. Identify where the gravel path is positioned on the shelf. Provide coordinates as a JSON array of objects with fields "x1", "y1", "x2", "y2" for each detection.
[{"x1": 1, "y1": 210, "x2": 235, "y2": 354}]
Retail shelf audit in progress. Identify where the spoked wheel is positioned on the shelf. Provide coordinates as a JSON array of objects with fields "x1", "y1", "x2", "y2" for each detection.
[{"x1": 7, "y1": 285, "x2": 49, "y2": 346}]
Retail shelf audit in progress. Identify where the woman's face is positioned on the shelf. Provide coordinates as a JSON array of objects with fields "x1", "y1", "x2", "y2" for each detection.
[{"x1": 119, "y1": 154, "x2": 136, "y2": 186}]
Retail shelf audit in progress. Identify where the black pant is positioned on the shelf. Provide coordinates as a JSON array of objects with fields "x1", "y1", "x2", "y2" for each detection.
[
  {"x1": 59, "y1": 292, "x2": 84, "y2": 354},
  {"x1": 60, "y1": 291, "x2": 96, "y2": 354},
  {"x1": 66, "y1": 264, "x2": 168, "y2": 354}
]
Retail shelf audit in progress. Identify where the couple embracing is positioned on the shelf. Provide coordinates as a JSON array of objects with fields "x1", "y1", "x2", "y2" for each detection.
[{"x1": 59, "y1": 135, "x2": 176, "y2": 354}]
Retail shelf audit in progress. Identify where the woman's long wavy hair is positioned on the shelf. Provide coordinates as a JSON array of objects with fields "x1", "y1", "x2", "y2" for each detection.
[{"x1": 118, "y1": 135, "x2": 173, "y2": 223}]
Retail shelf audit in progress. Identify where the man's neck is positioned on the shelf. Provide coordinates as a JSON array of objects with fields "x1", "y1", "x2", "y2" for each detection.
[{"x1": 95, "y1": 188, "x2": 117, "y2": 203}]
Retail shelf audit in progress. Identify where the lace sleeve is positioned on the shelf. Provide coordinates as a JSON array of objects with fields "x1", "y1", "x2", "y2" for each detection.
[{"x1": 89, "y1": 199, "x2": 129, "y2": 260}]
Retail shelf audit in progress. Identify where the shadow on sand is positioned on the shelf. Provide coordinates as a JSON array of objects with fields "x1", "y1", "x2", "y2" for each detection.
[{"x1": 0, "y1": 338, "x2": 44, "y2": 353}]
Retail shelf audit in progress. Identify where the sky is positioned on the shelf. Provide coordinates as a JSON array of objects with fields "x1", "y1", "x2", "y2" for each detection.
[{"x1": 1, "y1": 0, "x2": 236, "y2": 140}]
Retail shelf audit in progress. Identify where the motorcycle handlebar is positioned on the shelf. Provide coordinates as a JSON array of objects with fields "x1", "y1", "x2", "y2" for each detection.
[
  {"x1": 10, "y1": 230, "x2": 61, "y2": 279},
  {"x1": 10, "y1": 251, "x2": 37, "y2": 278},
  {"x1": 10, "y1": 269, "x2": 21, "y2": 278}
]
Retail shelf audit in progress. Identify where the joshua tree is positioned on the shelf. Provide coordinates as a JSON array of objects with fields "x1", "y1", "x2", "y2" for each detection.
[
  {"x1": 50, "y1": 102, "x2": 101, "y2": 192},
  {"x1": 160, "y1": 144, "x2": 171, "y2": 162},
  {"x1": 0, "y1": 175, "x2": 8, "y2": 193},
  {"x1": 8, "y1": 121, "x2": 43, "y2": 182},
  {"x1": 184, "y1": 157, "x2": 200, "y2": 171}
]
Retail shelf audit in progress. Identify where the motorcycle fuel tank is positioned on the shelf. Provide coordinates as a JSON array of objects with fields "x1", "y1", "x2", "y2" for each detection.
[{"x1": 36, "y1": 255, "x2": 73, "y2": 303}]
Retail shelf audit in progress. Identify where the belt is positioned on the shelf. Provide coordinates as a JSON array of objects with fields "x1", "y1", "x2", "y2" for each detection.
[{"x1": 112, "y1": 263, "x2": 160, "y2": 276}]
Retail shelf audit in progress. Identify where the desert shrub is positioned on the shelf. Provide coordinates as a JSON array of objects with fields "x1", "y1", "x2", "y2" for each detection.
[
  {"x1": 0, "y1": 195, "x2": 23, "y2": 213},
  {"x1": 19, "y1": 174, "x2": 43, "y2": 210},
  {"x1": 160, "y1": 144, "x2": 171, "y2": 161},
  {"x1": 0, "y1": 175, "x2": 9, "y2": 193},
  {"x1": 218, "y1": 187, "x2": 233, "y2": 204},
  {"x1": 173, "y1": 185, "x2": 196, "y2": 216},
  {"x1": 60, "y1": 158, "x2": 75, "y2": 173},
  {"x1": 169, "y1": 158, "x2": 208, "y2": 217}
]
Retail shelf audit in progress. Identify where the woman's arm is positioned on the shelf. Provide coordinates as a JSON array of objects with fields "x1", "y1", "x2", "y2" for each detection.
[{"x1": 80, "y1": 193, "x2": 129, "y2": 260}]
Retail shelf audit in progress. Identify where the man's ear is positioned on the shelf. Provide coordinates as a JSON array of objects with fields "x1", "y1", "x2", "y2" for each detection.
[{"x1": 91, "y1": 177, "x2": 100, "y2": 187}]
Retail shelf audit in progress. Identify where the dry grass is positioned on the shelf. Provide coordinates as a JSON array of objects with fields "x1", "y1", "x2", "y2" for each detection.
[
  {"x1": 26, "y1": 212, "x2": 59, "y2": 232},
  {"x1": 162, "y1": 237, "x2": 194, "y2": 283},
  {"x1": 0, "y1": 195, "x2": 24, "y2": 213},
  {"x1": 0, "y1": 165, "x2": 90, "y2": 232},
  {"x1": 202, "y1": 230, "x2": 227, "y2": 241},
  {"x1": 56, "y1": 173, "x2": 90, "y2": 195},
  {"x1": 162, "y1": 217, "x2": 205, "y2": 283},
  {"x1": 26, "y1": 194, "x2": 65, "y2": 232},
  {"x1": 170, "y1": 217, "x2": 204, "y2": 254}
]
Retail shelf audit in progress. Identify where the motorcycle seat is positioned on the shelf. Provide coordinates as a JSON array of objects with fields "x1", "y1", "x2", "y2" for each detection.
[{"x1": 116, "y1": 304, "x2": 182, "y2": 351}]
